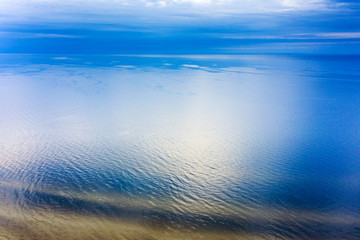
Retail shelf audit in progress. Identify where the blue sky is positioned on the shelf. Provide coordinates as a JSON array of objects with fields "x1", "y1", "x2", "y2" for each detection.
[{"x1": 0, "y1": 0, "x2": 359, "y2": 54}]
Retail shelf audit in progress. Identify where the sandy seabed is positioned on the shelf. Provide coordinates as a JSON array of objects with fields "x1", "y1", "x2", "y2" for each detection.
[{"x1": 0, "y1": 208, "x2": 267, "y2": 240}]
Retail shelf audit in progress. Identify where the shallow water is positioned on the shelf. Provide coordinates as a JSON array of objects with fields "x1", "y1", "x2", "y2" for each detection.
[{"x1": 0, "y1": 54, "x2": 360, "y2": 239}]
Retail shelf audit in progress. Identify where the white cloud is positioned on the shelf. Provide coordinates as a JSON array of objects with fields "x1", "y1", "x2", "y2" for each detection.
[
  {"x1": 0, "y1": 0, "x2": 346, "y2": 30},
  {"x1": 0, "y1": 0, "x2": 333, "y2": 17}
]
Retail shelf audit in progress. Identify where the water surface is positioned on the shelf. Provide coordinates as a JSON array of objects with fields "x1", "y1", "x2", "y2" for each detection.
[{"x1": 0, "y1": 54, "x2": 359, "y2": 239}]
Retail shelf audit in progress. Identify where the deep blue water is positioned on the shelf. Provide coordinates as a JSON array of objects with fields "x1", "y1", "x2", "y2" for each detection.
[{"x1": 0, "y1": 54, "x2": 359, "y2": 239}]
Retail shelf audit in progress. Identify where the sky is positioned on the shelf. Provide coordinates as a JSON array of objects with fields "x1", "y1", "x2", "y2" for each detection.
[{"x1": 0, "y1": 0, "x2": 360, "y2": 54}]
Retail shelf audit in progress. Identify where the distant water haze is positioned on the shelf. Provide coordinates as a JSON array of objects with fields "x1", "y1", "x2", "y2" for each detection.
[{"x1": 0, "y1": 54, "x2": 360, "y2": 239}]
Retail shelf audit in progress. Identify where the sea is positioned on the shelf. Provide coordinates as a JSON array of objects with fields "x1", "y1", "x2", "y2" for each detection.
[{"x1": 0, "y1": 54, "x2": 359, "y2": 239}]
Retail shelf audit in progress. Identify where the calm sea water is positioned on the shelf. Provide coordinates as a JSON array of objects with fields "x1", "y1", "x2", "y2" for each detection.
[{"x1": 0, "y1": 54, "x2": 359, "y2": 239}]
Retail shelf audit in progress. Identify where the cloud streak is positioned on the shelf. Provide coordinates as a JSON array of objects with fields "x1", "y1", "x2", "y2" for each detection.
[
  {"x1": 0, "y1": 0, "x2": 339, "y2": 18},
  {"x1": 0, "y1": 32, "x2": 83, "y2": 39},
  {"x1": 221, "y1": 32, "x2": 360, "y2": 40},
  {"x1": 0, "y1": 0, "x2": 359, "y2": 54}
]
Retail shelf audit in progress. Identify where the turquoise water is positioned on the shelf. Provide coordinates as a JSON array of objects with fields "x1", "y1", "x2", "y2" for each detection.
[{"x1": 0, "y1": 54, "x2": 359, "y2": 239}]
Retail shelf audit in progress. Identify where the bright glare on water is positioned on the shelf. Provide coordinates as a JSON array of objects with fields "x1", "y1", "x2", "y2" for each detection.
[{"x1": 0, "y1": 54, "x2": 359, "y2": 239}]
